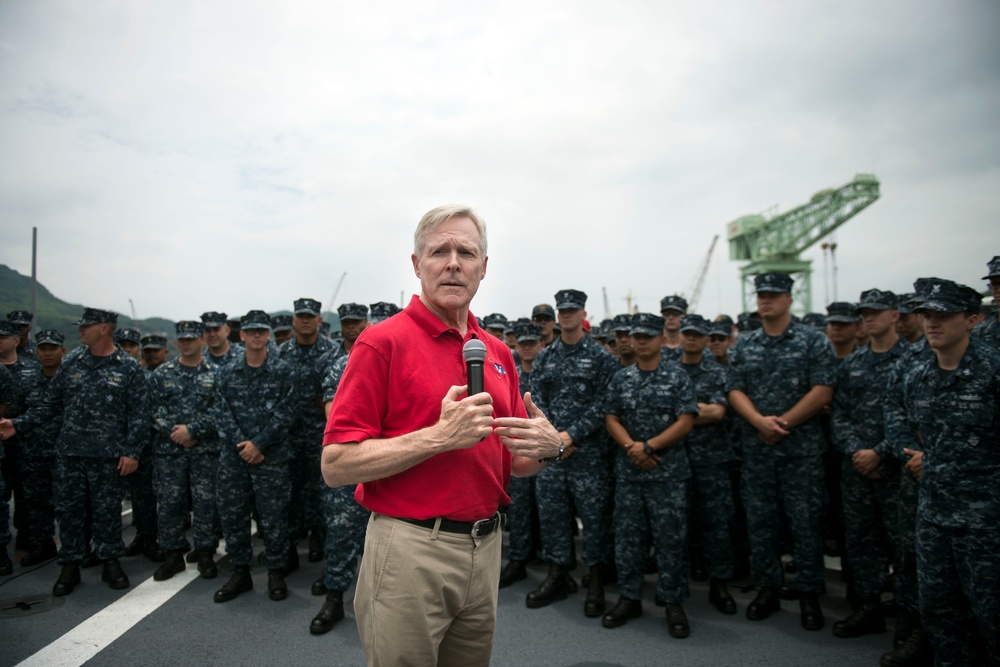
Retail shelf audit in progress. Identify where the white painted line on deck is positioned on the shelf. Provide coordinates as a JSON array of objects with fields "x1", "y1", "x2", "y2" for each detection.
[{"x1": 15, "y1": 568, "x2": 200, "y2": 667}]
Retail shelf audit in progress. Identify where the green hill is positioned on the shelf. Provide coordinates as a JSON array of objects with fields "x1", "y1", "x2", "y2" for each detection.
[{"x1": 1, "y1": 264, "x2": 341, "y2": 348}]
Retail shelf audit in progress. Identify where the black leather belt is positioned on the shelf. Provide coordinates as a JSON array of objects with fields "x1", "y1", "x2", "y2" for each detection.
[{"x1": 397, "y1": 512, "x2": 505, "y2": 538}]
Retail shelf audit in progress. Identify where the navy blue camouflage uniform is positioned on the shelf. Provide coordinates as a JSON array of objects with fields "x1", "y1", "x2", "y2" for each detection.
[
  {"x1": 605, "y1": 359, "x2": 698, "y2": 603},
  {"x1": 148, "y1": 358, "x2": 222, "y2": 554},
  {"x1": 533, "y1": 332, "x2": 619, "y2": 570},
  {"x1": 12, "y1": 344, "x2": 148, "y2": 565},
  {"x1": 681, "y1": 355, "x2": 737, "y2": 581},
  {"x1": 0, "y1": 363, "x2": 14, "y2": 552},
  {"x1": 889, "y1": 337, "x2": 1000, "y2": 666},
  {"x1": 213, "y1": 351, "x2": 297, "y2": 571},
  {"x1": 831, "y1": 336, "x2": 910, "y2": 597},
  {"x1": 505, "y1": 363, "x2": 538, "y2": 564},
  {"x1": 318, "y1": 353, "x2": 369, "y2": 593},
  {"x1": 278, "y1": 332, "x2": 336, "y2": 547},
  {"x1": 727, "y1": 320, "x2": 836, "y2": 594},
  {"x1": 18, "y1": 364, "x2": 61, "y2": 552}
]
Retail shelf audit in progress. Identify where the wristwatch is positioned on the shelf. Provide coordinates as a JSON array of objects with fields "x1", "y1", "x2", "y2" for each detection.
[
  {"x1": 540, "y1": 440, "x2": 566, "y2": 464},
  {"x1": 642, "y1": 442, "x2": 655, "y2": 457}
]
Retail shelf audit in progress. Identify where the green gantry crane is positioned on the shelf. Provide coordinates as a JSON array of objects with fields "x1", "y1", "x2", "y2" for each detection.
[{"x1": 727, "y1": 173, "x2": 881, "y2": 313}]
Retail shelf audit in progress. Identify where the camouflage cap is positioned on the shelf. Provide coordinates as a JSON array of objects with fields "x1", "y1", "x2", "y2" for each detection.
[
  {"x1": 825, "y1": 302, "x2": 858, "y2": 324},
  {"x1": 34, "y1": 329, "x2": 65, "y2": 346},
  {"x1": 754, "y1": 272, "x2": 794, "y2": 293},
  {"x1": 857, "y1": 288, "x2": 898, "y2": 312},
  {"x1": 679, "y1": 314, "x2": 711, "y2": 335},
  {"x1": 241, "y1": 310, "x2": 272, "y2": 330},
  {"x1": 982, "y1": 256, "x2": 1000, "y2": 280},
  {"x1": 337, "y1": 303, "x2": 369, "y2": 321},
  {"x1": 6, "y1": 310, "x2": 32, "y2": 325},
  {"x1": 531, "y1": 304, "x2": 555, "y2": 319},
  {"x1": 271, "y1": 314, "x2": 293, "y2": 333},
  {"x1": 74, "y1": 307, "x2": 118, "y2": 326},
  {"x1": 320, "y1": 322, "x2": 332, "y2": 336},
  {"x1": 659, "y1": 295, "x2": 688, "y2": 314},
  {"x1": 709, "y1": 320, "x2": 733, "y2": 337},
  {"x1": 736, "y1": 312, "x2": 762, "y2": 333},
  {"x1": 513, "y1": 321, "x2": 543, "y2": 343},
  {"x1": 897, "y1": 293, "x2": 918, "y2": 314},
  {"x1": 592, "y1": 326, "x2": 610, "y2": 342},
  {"x1": 0, "y1": 321, "x2": 18, "y2": 337},
  {"x1": 554, "y1": 289, "x2": 587, "y2": 310},
  {"x1": 481, "y1": 313, "x2": 508, "y2": 330},
  {"x1": 114, "y1": 328, "x2": 142, "y2": 345},
  {"x1": 600, "y1": 318, "x2": 614, "y2": 332},
  {"x1": 140, "y1": 334, "x2": 168, "y2": 350},
  {"x1": 715, "y1": 315, "x2": 734, "y2": 328},
  {"x1": 914, "y1": 279, "x2": 982, "y2": 314},
  {"x1": 801, "y1": 313, "x2": 827, "y2": 329},
  {"x1": 611, "y1": 313, "x2": 633, "y2": 333},
  {"x1": 369, "y1": 302, "x2": 401, "y2": 324},
  {"x1": 200, "y1": 311, "x2": 228, "y2": 328},
  {"x1": 629, "y1": 312, "x2": 664, "y2": 337},
  {"x1": 294, "y1": 298, "x2": 322, "y2": 316},
  {"x1": 175, "y1": 321, "x2": 205, "y2": 339}
]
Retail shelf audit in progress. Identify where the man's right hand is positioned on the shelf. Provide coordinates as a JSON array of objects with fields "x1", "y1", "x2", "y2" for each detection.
[
  {"x1": 433, "y1": 384, "x2": 494, "y2": 451},
  {"x1": 0, "y1": 419, "x2": 16, "y2": 441},
  {"x1": 754, "y1": 415, "x2": 790, "y2": 445}
]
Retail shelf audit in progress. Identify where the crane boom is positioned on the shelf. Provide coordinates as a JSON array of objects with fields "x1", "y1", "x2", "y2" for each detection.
[
  {"x1": 327, "y1": 272, "x2": 347, "y2": 311},
  {"x1": 685, "y1": 235, "x2": 718, "y2": 312}
]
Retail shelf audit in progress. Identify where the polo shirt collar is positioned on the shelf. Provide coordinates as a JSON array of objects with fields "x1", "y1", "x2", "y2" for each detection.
[{"x1": 405, "y1": 294, "x2": 484, "y2": 341}]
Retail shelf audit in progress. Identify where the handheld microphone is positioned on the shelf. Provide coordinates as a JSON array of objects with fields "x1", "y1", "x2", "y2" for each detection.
[{"x1": 463, "y1": 339, "x2": 488, "y2": 396}]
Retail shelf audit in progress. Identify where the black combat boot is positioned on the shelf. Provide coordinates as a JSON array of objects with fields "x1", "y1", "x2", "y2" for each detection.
[
  {"x1": 102, "y1": 558, "x2": 130, "y2": 590},
  {"x1": 52, "y1": 564, "x2": 81, "y2": 596},
  {"x1": 142, "y1": 535, "x2": 164, "y2": 563},
  {"x1": 799, "y1": 592, "x2": 824, "y2": 631},
  {"x1": 498, "y1": 560, "x2": 527, "y2": 588},
  {"x1": 583, "y1": 564, "x2": 606, "y2": 617},
  {"x1": 285, "y1": 545, "x2": 300, "y2": 574},
  {"x1": 308, "y1": 531, "x2": 324, "y2": 563},
  {"x1": 709, "y1": 578, "x2": 737, "y2": 615},
  {"x1": 665, "y1": 603, "x2": 690, "y2": 638},
  {"x1": 197, "y1": 551, "x2": 218, "y2": 579},
  {"x1": 153, "y1": 550, "x2": 186, "y2": 581},
  {"x1": 892, "y1": 606, "x2": 915, "y2": 650},
  {"x1": 880, "y1": 614, "x2": 933, "y2": 667},
  {"x1": 601, "y1": 597, "x2": 642, "y2": 628},
  {"x1": 267, "y1": 570, "x2": 288, "y2": 601},
  {"x1": 310, "y1": 590, "x2": 345, "y2": 635},
  {"x1": 525, "y1": 563, "x2": 573, "y2": 609},
  {"x1": 746, "y1": 586, "x2": 781, "y2": 620},
  {"x1": 833, "y1": 593, "x2": 885, "y2": 638},
  {"x1": 214, "y1": 565, "x2": 253, "y2": 603},
  {"x1": 311, "y1": 576, "x2": 327, "y2": 596}
]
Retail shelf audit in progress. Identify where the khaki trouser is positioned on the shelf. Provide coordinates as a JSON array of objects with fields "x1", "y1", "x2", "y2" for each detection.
[{"x1": 355, "y1": 513, "x2": 502, "y2": 667}]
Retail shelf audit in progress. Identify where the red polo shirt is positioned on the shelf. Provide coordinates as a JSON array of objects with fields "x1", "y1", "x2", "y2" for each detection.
[{"x1": 323, "y1": 295, "x2": 526, "y2": 522}]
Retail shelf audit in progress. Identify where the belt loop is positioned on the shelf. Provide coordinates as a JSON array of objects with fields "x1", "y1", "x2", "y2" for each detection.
[{"x1": 430, "y1": 517, "x2": 442, "y2": 541}]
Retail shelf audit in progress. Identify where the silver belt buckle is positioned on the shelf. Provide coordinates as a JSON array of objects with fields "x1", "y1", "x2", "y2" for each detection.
[{"x1": 471, "y1": 512, "x2": 500, "y2": 537}]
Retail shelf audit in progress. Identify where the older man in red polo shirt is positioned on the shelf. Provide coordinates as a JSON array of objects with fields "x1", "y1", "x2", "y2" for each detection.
[{"x1": 321, "y1": 204, "x2": 562, "y2": 667}]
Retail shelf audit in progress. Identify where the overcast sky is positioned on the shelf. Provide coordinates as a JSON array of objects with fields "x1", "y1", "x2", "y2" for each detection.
[{"x1": 1, "y1": 0, "x2": 997, "y2": 326}]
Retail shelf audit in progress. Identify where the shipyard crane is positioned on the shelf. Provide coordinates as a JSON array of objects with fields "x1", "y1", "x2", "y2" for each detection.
[
  {"x1": 682, "y1": 235, "x2": 718, "y2": 312},
  {"x1": 727, "y1": 174, "x2": 880, "y2": 313},
  {"x1": 602, "y1": 287, "x2": 611, "y2": 321},
  {"x1": 327, "y1": 272, "x2": 347, "y2": 312}
]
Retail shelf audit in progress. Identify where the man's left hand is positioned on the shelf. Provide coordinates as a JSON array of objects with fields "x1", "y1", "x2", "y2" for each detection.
[
  {"x1": 118, "y1": 456, "x2": 139, "y2": 476},
  {"x1": 492, "y1": 392, "x2": 562, "y2": 460}
]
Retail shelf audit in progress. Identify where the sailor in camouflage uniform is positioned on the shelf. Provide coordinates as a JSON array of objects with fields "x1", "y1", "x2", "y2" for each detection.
[
  {"x1": 1, "y1": 307, "x2": 148, "y2": 596},
  {"x1": 212, "y1": 310, "x2": 298, "y2": 603},
  {"x1": 201, "y1": 312, "x2": 240, "y2": 366},
  {"x1": 830, "y1": 290, "x2": 910, "y2": 639},
  {"x1": 972, "y1": 256, "x2": 1000, "y2": 350},
  {"x1": 308, "y1": 324, "x2": 370, "y2": 635},
  {"x1": 7, "y1": 310, "x2": 37, "y2": 362},
  {"x1": 527, "y1": 289, "x2": 619, "y2": 618},
  {"x1": 677, "y1": 314, "x2": 738, "y2": 615},
  {"x1": 147, "y1": 321, "x2": 222, "y2": 581},
  {"x1": 334, "y1": 302, "x2": 369, "y2": 359},
  {"x1": 271, "y1": 314, "x2": 294, "y2": 347},
  {"x1": 601, "y1": 312, "x2": 697, "y2": 637},
  {"x1": 0, "y1": 362, "x2": 14, "y2": 574},
  {"x1": 279, "y1": 298, "x2": 336, "y2": 567},
  {"x1": 612, "y1": 314, "x2": 636, "y2": 368},
  {"x1": 727, "y1": 273, "x2": 836, "y2": 631},
  {"x1": 659, "y1": 295, "x2": 687, "y2": 363},
  {"x1": 0, "y1": 319, "x2": 39, "y2": 553},
  {"x1": 888, "y1": 279, "x2": 1000, "y2": 667},
  {"x1": 498, "y1": 321, "x2": 546, "y2": 588},
  {"x1": 17, "y1": 330, "x2": 66, "y2": 566},
  {"x1": 113, "y1": 328, "x2": 142, "y2": 360}
]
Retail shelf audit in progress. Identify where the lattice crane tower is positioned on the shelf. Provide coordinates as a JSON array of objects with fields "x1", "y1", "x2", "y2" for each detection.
[{"x1": 727, "y1": 174, "x2": 880, "y2": 313}]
